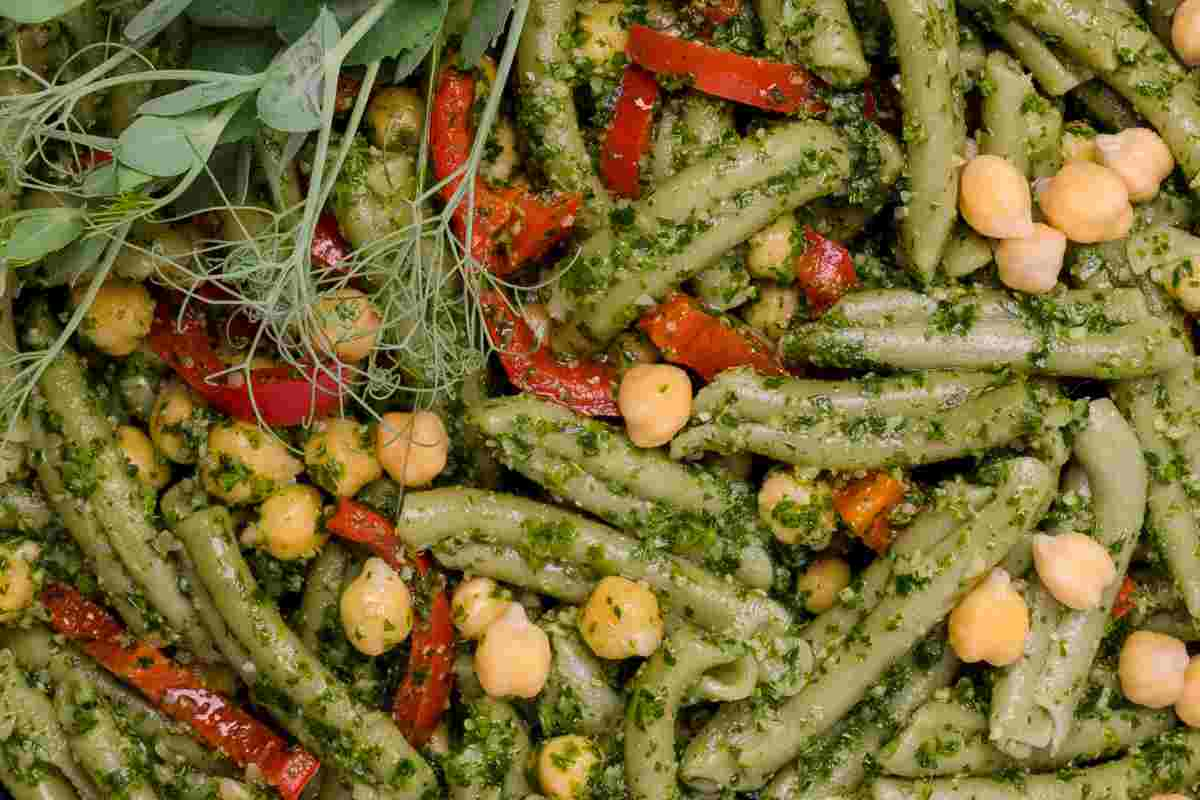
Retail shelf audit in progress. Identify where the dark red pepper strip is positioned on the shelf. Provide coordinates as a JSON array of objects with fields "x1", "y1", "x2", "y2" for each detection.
[
  {"x1": 794, "y1": 227, "x2": 857, "y2": 315},
  {"x1": 325, "y1": 499, "x2": 455, "y2": 748},
  {"x1": 700, "y1": 0, "x2": 741, "y2": 25},
  {"x1": 1113, "y1": 576, "x2": 1137, "y2": 620},
  {"x1": 626, "y1": 25, "x2": 826, "y2": 114},
  {"x1": 601, "y1": 66, "x2": 660, "y2": 199},
  {"x1": 480, "y1": 291, "x2": 621, "y2": 417},
  {"x1": 510, "y1": 192, "x2": 582, "y2": 265},
  {"x1": 41, "y1": 584, "x2": 319, "y2": 800},
  {"x1": 311, "y1": 212, "x2": 351, "y2": 269},
  {"x1": 149, "y1": 302, "x2": 343, "y2": 427}
]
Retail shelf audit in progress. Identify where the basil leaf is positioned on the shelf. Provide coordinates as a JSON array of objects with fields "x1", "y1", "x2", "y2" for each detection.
[
  {"x1": 186, "y1": 0, "x2": 282, "y2": 28},
  {"x1": 0, "y1": 0, "x2": 87, "y2": 23},
  {"x1": 137, "y1": 78, "x2": 259, "y2": 117},
  {"x1": 461, "y1": 0, "x2": 513, "y2": 67},
  {"x1": 124, "y1": 0, "x2": 195, "y2": 40},
  {"x1": 78, "y1": 162, "x2": 156, "y2": 197},
  {"x1": 276, "y1": 0, "x2": 447, "y2": 66},
  {"x1": 117, "y1": 98, "x2": 248, "y2": 177},
  {"x1": 257, "y1": 7, "x2": 340, "y2": 133},
  {"x1": 0, "y1": 208, "x2": 86, "y2": 264}
]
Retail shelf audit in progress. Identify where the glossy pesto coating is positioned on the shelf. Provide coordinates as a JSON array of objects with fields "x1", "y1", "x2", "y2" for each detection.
[
  {"x1": 980, "y1": 51, "x2": 1038, "y2": 176},
  {"x1": 961, "y1": 0, "x2": 1093, "y2": 95},
  {"x1": 432, "y1": 540, "x2": 596, "y2": 603},
  {"x1": 539, "y1": 607, "x2": 624, "y2": 737},
  {"x1": 54, "y1": 681, "x2": 160, "y2": 800},
  {"x1": 756, "y1": 0, "x2": 870, "y2": 86},
  {"x1": 679, "y1": 457, "x2": 1054, "y2": 791},
  {"x1": 941, "y1": 224, "x2": 994, "y2": 278},
  {"x1": 0, "y1": 484, "x2": 50, "y2": 532},
  {"x1": 297, "y1": 540, "x2": 350, "y2": 653},
  {"x1": 987, "y1": 581, "x2": 1061, "y2": 758},
  {"x1": 1070, "y1": 81, "x2": 1143, "y2": 131}
]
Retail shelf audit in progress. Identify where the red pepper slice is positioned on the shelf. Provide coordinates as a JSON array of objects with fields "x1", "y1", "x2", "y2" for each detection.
[
  {"x1": 1113, "y1": 576, "x2": 1137, "y2": 620},
  {"x1": 626, "y1": 25, "x2": 825, "y2": 114},
  {"x1": 794, "y1": 227, "x2": 857, "y2": 315},
  {"x1": 700, "y1": 0, "x2": 741, "y2": 25},
  {"x1": 832, "y1": 470, "x2": 906, "y2": 554},
  {"x1": 480, "y1": 291, "x2": 621, "y2": 416},
  {"x1": 41, "y1": 584, "x2": 319, "y2": 800},
  {"x1": 311, "y1": 212, "x2": 351, "y2": 269},
  {"x1": 601, "y1": 66, "x2": 660, "y2": 199},
  {"x1": 149, "y1": 302, "x2": 343, "y2": 427},
  {"x1": 638, "y1": 292, "x2": 788, "y2": 381},
  {"x1": 511, "y1": 192, "x2": 582, "y2": 266},
  {"x1": 325, "y1": 499, "x2": 455, "y2": 748}
]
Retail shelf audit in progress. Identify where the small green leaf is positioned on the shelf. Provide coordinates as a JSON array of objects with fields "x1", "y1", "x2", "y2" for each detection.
[
  {"x1": 125, "y1": 0, "x2": 196, "y2": 41},
  {"x1": 0, "y1": 208, "x2": 85, "y2": 264},
  {"x1": 218, "y1": 101, "x2": 262, "y2": 144},
  {"x1": 461, "y1": 0, "x2": 513, "y2": 67},
  {"x1": 36, "y1": 235, "x2": 108, "y2": 287},
  {"x1": 190, "y1": 35, "x2": 280, "y2": 75},
  {"x1": 276, "y1": 0, "x2": 447, "y2": 66},
  {"x1": 186, "y1": 0, "x2": 282, "y2": 27},
  {"x1": 138, "y1": 78, "x2": 259, "y2": 117},
  {"x1": 118, "y1": 99, "x2": 248, "y2": 177},
  {"x1": 78, "y1": 162, "x2": 156, "y2": 197},
  {"x1": 394, "y1": 34, "x2": 439, "y2": 82},
  {"x1": 0, "y1": 0, "x2": 87, "y2": 23},
  {"x1": 257, "y1": 8, "x2": 340, "y2": 133}
]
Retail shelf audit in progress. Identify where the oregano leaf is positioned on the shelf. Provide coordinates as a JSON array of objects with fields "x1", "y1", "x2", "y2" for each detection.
[
  {"x1": 276, "y1": 0, "x2": 447, "y2": 67},
  {"x1": 257, "y1": 7, "x2": 340, "y2": 133},
  {"x1": 124, "y1": 0, "x2": 196, "y2": 41},
  {"x1": 0, "y1": 0, "x2": 87, "y2": 23},
  {"x1": 461, "y1": 0, "x2": 514, "y2": 67},
  {"x1": 137, "y1": 78, "x2": 259, "y2": 117},
  {"x1": 0, "y1": 208, "x2": 86, "y2": 264}
]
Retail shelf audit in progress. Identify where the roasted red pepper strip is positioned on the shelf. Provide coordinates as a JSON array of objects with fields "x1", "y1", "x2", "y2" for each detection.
[
  {"x1": 41, "y1": 584, "x2": 319, "y2": 800},
  {"x1": 311, "y1": 212, "x2": 351, "y2": 269},
  {"x1": 832, "y1": 470, "x2": 906, "y2": 554},
  {"x1": 638, "y1": 292, "x2": 788, "y2": 381},
  {"x1": 325, "y1": 499, "x2": 455, "y2": 747},
  {"x1": 480, "y1": 291, "x2": 621, "y2": 416},
  {"x1": 149, "y1": 302, "x2": 342, "y2": 427},
  {"x1": 601, "y1": 66, "x2": 660, "y2": 198},
  {"x1": 626, "y1": 25, "x2": 825, "y2": 114},
  {"x1": 1113, "y1": 576, "x2": 1137, "y2": 620},
  {"x1": 700, "y1": 0, "x2": 741, "y2": 25},
  {"x1": 511, "y1": 192, "x2": 582, "y2": 265},
  {"x1": 794, "y1": 227, "x2": 857, "y2": 314}
]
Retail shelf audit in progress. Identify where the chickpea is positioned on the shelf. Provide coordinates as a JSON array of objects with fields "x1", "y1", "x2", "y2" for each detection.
[
  {"x1": 948, "y1": 569, "x2": 1029, "y2": 667},
  {"x1": 579, "y1": 576, "x2": 664, "y2": 660},
  {"x1": 959, "y1": 155, "x2": 1035, "y2": 239},
  {"x1": 1061, "y1": 126, "x2": 1099, "y2": 163},
  {"x1": 1032, "y1": 532, "x2": 1116, "y2": 610},
  {"x1": 482, "y1": 116, "x2": 520, "y2": 184},
  {"x1": 243, "y1": 485, "x2": 326, "y2": 560},
  {"x1": 1175, "y1": 0, "x2": 1200, "y2": 64},
  {"x1": 150, "y1": 381, "x2": 208, "y2": 465},
  {"x1": 618, "y1": 364, "x2": 692, "y2": 448},
  {"x1": 1038, "y1": 161, "x2": 1134, "y2": 243},
  {"x1": 366, "y1": 87, "x2": 426, "y2": 149},
  {"x1": 1119, "y1": 630, "x2": 1190, "y2": 708},
  {"x1": 796, "y1": 557, "x2": 852, "y2": 614},
  {"x1": 114, "y1": 226, "x2": 197, "y2": 283},
  {"x1": 70, "y1": 279, "x2": 155, "y2": 358},
  {"x1": 304, "y1": 418, "x2": 382, "y2": 497},
  {"x1": 217, "y1": 208, "x2": 275, "y2": 245},
  {"x1": 1094, "y1": 128, "x2": 1175, "y2": 203},
  {"x1": 757, "y1": 470, "x2": 837, "y2": 549},
  {"x1": 116, "y1": 425, "x2": 171, "y2": 491},
  {"x1": 537, "y1": 735, "x2": 600, "y2": 800},
  {"x1": 577, "y1": 1, "x2": 628, "y2": 67},
  {"x1": 1175, "y1": 656, "x2": 1200, "y2": 727},
  {"x1": 474, "y1": 603, "x2": 552, "y2": 698},
  {"x1": 748, "y1": 214, "x2": 797, "y2": 281},
  {"x1": 995, "y1": 223, "x2": 1067, "y2": 295},
  {"x1": 452, "y1": 576, "x2": 514, "y2": 640},
  {"x1": 743, "y1": 285, "x2": 801, "y2": 341},
  {"x1": 0, "y1": 543, "x2": 39, "y2": 622},
  {"x1": 340, "y1": 557, "x2": 414, "y2": 656},
  {"x1": 314, "y1": 288, "x2": 382, "y2": 363},
  {"x1": 201, "y1": 420, "x2": 303, "y2": 505},
  {"x1": 376, "y1": 411, "x2": 449, "y2": 488}
]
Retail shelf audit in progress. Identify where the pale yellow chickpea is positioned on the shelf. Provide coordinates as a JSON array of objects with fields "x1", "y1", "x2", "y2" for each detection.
[
  {"x1": 304, "y1": 418, "x2": 382, "y2": 497},
  {"x1": 1061, "y1": 128, "x2": 1099, "y2": 163},
  {"x1": 1119, "y1": 630, "x2": 1190, "y2": 708},
  {"x1": 0, "y1": 543, "x2": 39, "y2": 622},
  {"x1": 796, "y1": 557, "x2": 852, "y2": 614},
  {"x1": 366, "y1": 87, "x2": 426, "y2": 149},
  {"x1": 618, "y1": 364, "x2": 692, "y2": 448},
  {"x1": 959, "y1": 155, "x2": 1035, "y2": 239},
  {"x1": 1175, "y1": 656, "x2": 1200, "y2": 727},
  {"x1": 1095, "y1": 128, "x2": 1175, "y2": 203},
  {"x1": 474, "y1": 603, "x2": 552, "y2": 698},
  {"x1": 1038, "y1": 161, "x2": 1133, "y2": 243},
  {"x1": 244, "y1": 485, "x2": 326, "y2": 560},
  {"x1": 150, "y1": 381, "x2": 208, "y2": 465},
  {"x1": 747, "y1": 214, "x2": 796, "y2": 281},
  {"x1": 948, "y1": 569, "x2": 1029, "y2": 667},
  {"x1": 452, "y1": 576, "x2": 513, "y2": 640},
  {"x1": 70, "y1": 279, "x2": 155, "y2": 358},
  {"x1": 376, "y1": 411, "x2": 449, "y2": 487},
  {"x1": 577, "y1": 1, "x2": 628, "y2": 67},
  {"x1": 201, "y1": 420, "x2": 303, "y2": 505},
  {"x1": 340, "y1": 557, "x2": 414, "y2": 656},
  {"x1": 1032, "y1": 532, "x2": 1116, "y2": 610},
  {"x1": 538, "y1": 735, "x2": 600, "y2": 800},
  {"x1": 579, "y1": 576, "x2": 664, "y2": 660},
  {"x1": 116, "y1": 425, "x2": 171, "y2": 491},
  {"x1": 757, "y1": 470, "x2": 837, "y2": 549},
  {"x1": 1175, "y1": 0, "x2": 1200, "y2": 64},
  {"x1": 482, "y1": 116, "x2": 520, "y2": 184},
  {"x1": 315, "y1": 288, "x2": 382, "y2": 363},
  {"x1": 743, "y1": 285, "x2": 800, "y2": 341},
  {"x1": 995, "y1": 223, "x2": 1067, "y2": 295}
]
